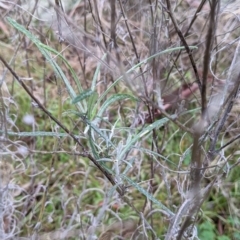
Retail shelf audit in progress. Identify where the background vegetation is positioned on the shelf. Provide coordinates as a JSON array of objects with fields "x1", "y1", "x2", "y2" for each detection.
[{"x1": 0, "y1": 0, "x2": 240, "y2": 239}]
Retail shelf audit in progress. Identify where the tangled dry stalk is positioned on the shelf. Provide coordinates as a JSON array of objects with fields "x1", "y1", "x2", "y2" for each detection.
[{"x1": 1, "y1": 0, "x2": 240, "y2": 239}]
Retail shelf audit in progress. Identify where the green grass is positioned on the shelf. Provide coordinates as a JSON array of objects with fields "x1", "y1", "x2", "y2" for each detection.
[{"x1": 1, "y1": 1, "x2": 240, "y2": 239}]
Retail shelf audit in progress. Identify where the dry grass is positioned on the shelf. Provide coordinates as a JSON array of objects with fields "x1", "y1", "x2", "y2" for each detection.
[{"x1": 1, "y1": 0, "x2": 240, "y2": 239}]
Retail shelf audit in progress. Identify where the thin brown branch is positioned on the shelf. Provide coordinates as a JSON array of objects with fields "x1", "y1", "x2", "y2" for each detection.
[
  {"x1": 92, "y1": 0, "x2": 108, "y2": 48},
  {"x1": 190, "y1": 120, "x2": 205, "y2": 192},
  {"x1": 185, "y1": 0, "x2": 207, "y2": 35},
  {"x1": 167, "y1": 119, "x2": 207, "y2": 239},
  {"x1": 110, "y1": 0, "x2": 117, "y2": 48},
  {"x1": 117, "y1": 0, "x2": 149, "y2": 98},
  {"x1": 0, "y1": 54, "x2": 122, "y2": 193},
  {"x1": 143, "y1": 82, "x2": 199, "y2": 124},
  {"x1": 215, "y1": 133, "x2": 240, "y2": 154},
  {"x1": 54, "y1": 0, "x2": 67, "y2": 42},
  {"x1": 163, "y1": 0, "x2": 202, "y2": 91},
  {"x1": 176, "y1": 157, "x2": 228, "y2": 239},
  {"x1": 201, "y1": 0, "x2": 219, "y2": 116},
  {"x1": 143, "y1": 96, "x2": 194, "y2": 134},
  {"x1": 208, "y1": 76, "x2": 240, "y2": 157}
]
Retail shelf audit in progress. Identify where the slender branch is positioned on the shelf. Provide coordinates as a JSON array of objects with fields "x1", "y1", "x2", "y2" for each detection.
[
  {"x1": 177, "y1": 158, "x2": 228, "y2": 239},
  {"x1": 110, "y1": 0, "x2": 117, "y2": 48},
  {"x1": 185, "y1": 0, "x2": 207, "y2": 35},
  {"x1": 143, "y1": 96, "x2": 194, "y2": 134},
  {"x1": 190, "y1": 120, "x2": 205, "y2": 192},
  {"x1": 117, "y1": 0, "x2": 149, "y2": 98},
  {"x1": 0, "y1": 54, "x2": 123, "y2": 193},
  {"x1": 143, "y1": 82, "x2": 199, "y2": 125},
  {"x1": 91, "y1": 0, "x2": 108, "y2": 48},
  {"x1": 167, "y1": 118, "x2": 207, "y2": 239},
  {"x1": 208, "y1": 77, "x2": 240, "y2": 157},
  {"x1": 215, "y1": 133, "x2": 240, "y2": 154},
  {"x1": 201, "y1": 0, "x2": 218, "y2": 116},
  {"x1": 164, "y1": 0, "x2": 207, "y2": 91},
  {"x1": 54, "y1": 0, "x2": 65, "y2": 42},
  {"x1": 163, "y1": 0, "x2": 202, "y2": 91}
]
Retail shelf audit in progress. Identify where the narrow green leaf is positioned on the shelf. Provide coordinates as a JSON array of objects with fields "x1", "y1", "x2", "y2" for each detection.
[
  {"x1": 88, "y1": 128, "x2": 100, "y2": 159},
  {"x1": 87, "y1": 91, "x2": 98, "y2": 119},
  {"x1": 0, "y1": 130, "x2": 84, "y2": 138},
  {"x1": 67, "y1": 109, "x2": 115, "y2": 149},
  {"x1": 7, "y1": 17, "x2": 85, "y2": 112},
  {"x1": 91, "y1": 53, "x2": 107, "y2": 91},
  {"x1": 118, "y1": 117, "x2": 169, "y2": 160},
  {"x1": 121, "y1": 174, "x2": 174, "y2": 217},
  {"x1": 97, "y1": 93, "x2": 138, "y2": 118},
  {"x1": 72, "y1": 89, "x2": 94, "y2": 104},
  {"x1": 98, "y1": 45, "x2": 198, "y2": 103},
  {"x1": 85, "y1": 119, "x2": 114, "y2": 148},
  {"x1": 137, "y1": 147, "x2": 176, "y2": 166}
]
